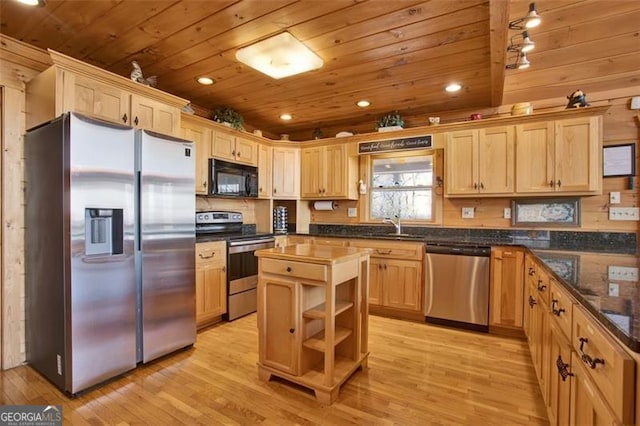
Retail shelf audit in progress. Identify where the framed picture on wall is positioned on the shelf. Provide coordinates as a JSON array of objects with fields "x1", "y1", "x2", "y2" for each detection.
[
  {"x1": 603, "y1": 143, "x2": 636, "y2": 177},
  {"x1": 512, "y1": 198, "x2": 581, "y2": 227}
]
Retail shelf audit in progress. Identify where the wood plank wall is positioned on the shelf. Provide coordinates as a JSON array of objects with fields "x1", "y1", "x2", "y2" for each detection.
[
  {"x1": 0, "y1": 35, "x2": 51, "y2": 369},
  {"x1": 312, "y1": 87, "x2": 640, "y2": 238}
]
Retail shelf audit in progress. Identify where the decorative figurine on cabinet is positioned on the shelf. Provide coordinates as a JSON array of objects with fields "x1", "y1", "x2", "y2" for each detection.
[{"x1": 566, "y1": 89, "x2": 590, "y2": 108}]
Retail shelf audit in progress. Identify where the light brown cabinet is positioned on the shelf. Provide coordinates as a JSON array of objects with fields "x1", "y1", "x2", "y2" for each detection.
[
  {"x1": 350, "y1": 240, "x2": 423, "y2": 314},
  {"x1": 27, "y1": 50, "x2": 186, "y2": 136},
  {"x1": 195, "y1": 241, "x2": 227, "y2": 328},
  {"x1": 515, "y1": 116, "x2": 601, "y2": 194},
  {"x1": 489, "y1": 247, "x2": 524, "y2": 330},
  {"x1": 256, "y1": 245, "x2": 369, "y2": 404},
  {"x1": 300, "y1": 143, "x2": 358, "y2": 200},
  {"x1": 257, "y1": 143, "x2": 272, "y2": 198},
  {"x1": 212, "y1": 131, "x2": 258, "y2": 166},
  {"x1": 272, "y1": 147, "x2": 300, "y2": 199},
  {"x1": 181, "y1": 114, "x2": 213, "y2": 195},
  {"x1": 445, "y1": 126, "x2": 514, "y2": 196}
]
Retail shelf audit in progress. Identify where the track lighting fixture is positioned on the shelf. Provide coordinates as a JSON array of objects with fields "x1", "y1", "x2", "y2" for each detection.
[
  {"x1": 507, "y1": 31, "x2": 535, "y2": 53},
  {"x1": 509, "y1": 2, "x2": 541, "y2": 30},
  {"x1": 506, "y1": 52, "x2": 530, "y2": 70}
]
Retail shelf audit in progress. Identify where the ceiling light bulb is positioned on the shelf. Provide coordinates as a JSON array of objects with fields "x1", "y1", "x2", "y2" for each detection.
[
  {"x1": 524, "y1": 3, "x2": 541, "y2": 28},
  {"x1": 280, "y1": 113, "x2": 292, "y2": 121},
  {"x1": 17, "y1": 0, "x2": 45, "y2": 5},
  {"x1": 518, "y1": 53, "x2": 531, "y2": 69},
  {"x1": 445, "y1": 83, "x2": 462, "y2": 93},
  {"x1": 197, "y1": 77, "x2": 214, "y2": 85},
  {"x1": 356, "y1": 100, "x2": 371, "y2": 108},
  {"x1": 520, "y1": 31, "x2": 535, "y2": 52}
]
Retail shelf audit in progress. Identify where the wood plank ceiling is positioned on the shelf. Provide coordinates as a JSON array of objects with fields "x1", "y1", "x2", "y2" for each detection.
[{"x1": 1, "y1": 0, "x2": 638, "y2": 139}]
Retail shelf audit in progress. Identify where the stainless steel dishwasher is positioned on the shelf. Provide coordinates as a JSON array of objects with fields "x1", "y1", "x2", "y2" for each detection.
[{"x1": 424, "y1": 244, "x2": 491, "y2": 332}]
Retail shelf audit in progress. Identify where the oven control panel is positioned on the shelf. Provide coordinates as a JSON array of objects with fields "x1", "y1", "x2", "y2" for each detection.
[{"x1": 196, "y1": 211, "x2": 242, "y2": 224}]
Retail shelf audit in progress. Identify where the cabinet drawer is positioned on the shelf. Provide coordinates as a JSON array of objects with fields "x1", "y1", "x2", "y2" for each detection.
[
  {"x1": 261, "y1": 258, "x2": 327, "y2": 282},
  {"x1": 311, "y1": 237, "x2": 349, "y2": 246},
  {"x1": 572, "y1": 305, "x2": 634, "y2": 424},
  {"x1": 196, "y1": 241, "x2": 226, "y2": 267},
  {"x1": 533, "y1": 265, "x2": 550, "y2": 305},
  {"x1": 549, "y1": 279, "x2": 574, "y2": 340},
  {"x1": 287, "y1": 236, "x2": 311, "y2": 245},
  {"x1": 351, "y1": 240, "x2": 423, "y2": 260}
]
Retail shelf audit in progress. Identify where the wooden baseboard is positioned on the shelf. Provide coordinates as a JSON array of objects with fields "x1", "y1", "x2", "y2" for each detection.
[
  {"x1": 197, "y1": 315, "x2": 223, "y2": 331},
  {"x1": 369, "y1": 305, "x2": 425, "y2": 322},
  {"x1": 489, "y1": 324, "x2": 526, "y2": 339}
]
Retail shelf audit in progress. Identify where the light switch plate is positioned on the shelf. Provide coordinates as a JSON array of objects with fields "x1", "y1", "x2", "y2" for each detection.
[
  {"x1": 610, "y1": 192, "x2": 621, "y2": 204},
  {"x1": 608, "y1": 265, "x2": 639, "y2": 281},
  {"x1": 609, "y1": 207, "x2": 640, "y2": 220},
  {"x1": 347, "y1": 207, "x2": 357, "y2": 217},
  {"x1": 462, "y1": 207, "x2": 475, "y2": 219},
  {"x1": 503, "y1": 207, "x2": 511, "y2": 219},
  {"x1": 631, "y1": 96, "x2": 640, "y2": 110},
  {"x1": 609, "y1": 283, "x2": 620, "y2": 297}
]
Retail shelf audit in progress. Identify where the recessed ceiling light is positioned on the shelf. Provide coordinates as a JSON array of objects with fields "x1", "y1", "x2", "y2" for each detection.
[
  {"x1": 280, "y1": 113, "x2": 292, "y2": 121},
  {"x1": 197, "y1": 77, "x2": 214, "y2": 85},
  {"x1": 356, "y1": 100, "x2": 371, "y2": 108},
  {"x1": 445, "y1": 83, "x2": 462, "y2": 93},
  {"x1": 17, "y1": 0, "x2": 45, "y2": 6}
]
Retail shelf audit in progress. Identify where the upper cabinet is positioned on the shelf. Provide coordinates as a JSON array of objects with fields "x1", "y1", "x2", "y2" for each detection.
[
  {"x1": 212, "y1": 131, "x2": 258, "y2": 166},
  {"x1": 272, "y1": 146, "x2": 300, "y2": 199},
  {"x1": 516, "y1": 116, "x2": 602, "y2": 194},
  {"x1": 26, "y1": 50, "x2": 187, "y2": 137},
  {"x1": 300, "y1": 143, "x2": 358, "y2": 200},
  {"x1": 258, "y1": 143, "x2": 273, "y2": 199},
  {"x1": 446, "y1": 126, "x2": 514, "y2": 196},
  {"x1": 181, "y1": 114, "x2": 213, "y2": 195}
]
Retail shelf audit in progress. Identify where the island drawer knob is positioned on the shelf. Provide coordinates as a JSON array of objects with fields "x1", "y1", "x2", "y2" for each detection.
[{"x1": 286, "y1": 266, "x2": 292, "y2": 272}]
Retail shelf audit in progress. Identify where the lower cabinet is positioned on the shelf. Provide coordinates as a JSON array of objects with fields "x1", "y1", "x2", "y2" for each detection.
[
  {"x1": 195, "y1": 241, "x2": 227, "y2": 328},
  {"x1": 569, "y1": 351, "x2": 619, "y2": 425},
  {"x1": 547, "y1": 319, "x2": 573, "y2": 426},
  {"x1": 489, "y1": 247, "x2": 524, "y2": 329}
]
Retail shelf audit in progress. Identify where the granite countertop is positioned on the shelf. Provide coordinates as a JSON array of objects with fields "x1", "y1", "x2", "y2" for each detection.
[{"x1": 532, "y1": 249, "x2": 640, "y2": 352}]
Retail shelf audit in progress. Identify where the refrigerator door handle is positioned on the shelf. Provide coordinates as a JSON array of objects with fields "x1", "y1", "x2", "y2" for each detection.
[{"x1": 136, "y1": 171, "x2": 141, "y2": 251}]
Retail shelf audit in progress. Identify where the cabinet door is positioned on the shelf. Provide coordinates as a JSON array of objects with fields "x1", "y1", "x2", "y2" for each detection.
[
  {"x1": 570, "y1": 352, "x2": 618, "y2": 426},
  {"x1": 324, "y1": 144, "x2": 346, "y2": 198},
  {"x1": 300, "y1": 146, "x2": 323, "y2": 198},
  {"x1": 272, "y1": 147, "x2": 300, "y2": 198},
  {"x1": 489, "y1": 247, "x2": 524, "y2": 328},
  {"x1": 445, "y1": 130, "x2": 478, "y2": 195},
  {"x1": 368, "y1": 258, "x2": 384, "y2": 306},
  {"x1": 478, "y1": 126, "x2": 514, "y2": 194},
  {"x1": 212, "y1": 131, "x2": 236, "y2": 161},
  {"x1": 257, "y1": 143, "x2": 272, "y2": 198},
  {"x1": 547, "y1": 320, "x2": 572, "y2": 426},
  {"x1": 554, "y1": 117, "x2": 600, "y2": 192},
  {"x1": 515, "y1": 122, "x2": 555, "y2": 193},
  {"x1": 63, "y1": 72, "x2": 129, "y2": 125},
  {"x1": 182, "y1": 121, "x2": 212, "y2": 195},
  {"x1": 195, "y1": 264, "x2": 227, "y2": 327},
  {"x1": 130, "y1": 94, "x2": 181, "y2": 137},
  {"x1": 382, "y1": 259, "x2": 422, "y2": 312},
  {"x1": 234, "y1": 136, "x2": 258, "y2": 166},
  {"x1": 259, "y1": 278, "x2": 299, "y2": 375}
]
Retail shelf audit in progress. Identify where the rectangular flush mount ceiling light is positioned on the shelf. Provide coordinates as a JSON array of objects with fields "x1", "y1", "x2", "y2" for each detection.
[{"x1": 235, "y1": 32, "x2": 323, "y2": 79}]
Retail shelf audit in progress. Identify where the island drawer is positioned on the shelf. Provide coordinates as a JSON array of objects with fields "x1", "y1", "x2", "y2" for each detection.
[
  {"x1": 261, "y1": 258, "x2": 327, "y2": 282},
  {"x1": 351, "y1": 240, "x2": 423, "y2": 260},
  {"x1": 572, "y1": 305, "x2": 634, "y2": 424}
]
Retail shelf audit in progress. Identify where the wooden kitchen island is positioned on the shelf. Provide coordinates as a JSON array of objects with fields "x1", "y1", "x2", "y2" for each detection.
[{"x1": 255, "y1": 243, "x2": 370, "y2": 404}]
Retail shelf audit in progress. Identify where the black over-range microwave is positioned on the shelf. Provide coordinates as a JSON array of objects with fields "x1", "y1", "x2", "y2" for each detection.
[{"x1": 209, "y1": 158, "x2": 259, "y2": 198}]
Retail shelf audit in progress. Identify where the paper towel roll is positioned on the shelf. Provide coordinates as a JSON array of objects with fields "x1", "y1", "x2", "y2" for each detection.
[{"x1": 313, "y1": 201, "x2": 338, "y2": 211}]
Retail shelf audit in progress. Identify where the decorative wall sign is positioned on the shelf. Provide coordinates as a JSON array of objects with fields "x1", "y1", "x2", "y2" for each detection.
[
  {"x1": 512, "y1": 198, "x2": 581, "y2": 227},
  {"x1": 603, "y1": 143, "x2": 636, "y2": 177},
  {"x1": 358, "y1": 135, "x2": 432, "y2": 154}
]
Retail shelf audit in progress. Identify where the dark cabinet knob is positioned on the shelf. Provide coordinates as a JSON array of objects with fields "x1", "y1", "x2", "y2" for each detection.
[
  {"x1": 286, "y1": 266, "x2": 292, "y2": 272},
  {"x1": 289, "y1": 328, "x2": 295, "y2": 334},
  {"x1": 122, "y1": 113, "x2": 128, "y2": 123},
  {"x1": 557, "y1": 180, "x2": 562, "y2": 188},
  {"x1": 134, "y1": 116, "x2": 139, "y2": 126}
]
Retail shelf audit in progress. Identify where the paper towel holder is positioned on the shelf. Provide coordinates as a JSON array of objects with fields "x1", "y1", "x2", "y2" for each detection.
[{"x1": 311, "y1": 201, "x2": 338, "y2": 210}]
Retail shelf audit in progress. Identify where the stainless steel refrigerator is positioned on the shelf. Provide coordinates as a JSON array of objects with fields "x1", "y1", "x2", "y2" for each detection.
[{"x1": 25, "y1": 112, "x2": 195, "y2": 395}]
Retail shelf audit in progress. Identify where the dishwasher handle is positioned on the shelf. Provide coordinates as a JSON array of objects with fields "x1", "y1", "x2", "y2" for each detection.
[{"x1": 426, "y1": 244, "x2": 491, "y2": 257}]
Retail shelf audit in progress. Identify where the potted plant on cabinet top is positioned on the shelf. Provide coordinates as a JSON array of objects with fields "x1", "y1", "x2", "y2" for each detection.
[
  {"x1": 212, "y1": 106, "x2": 245, "y2": 130},
  {"x1": 376, "y1": 111, "x2": 404, "y2": 132}
]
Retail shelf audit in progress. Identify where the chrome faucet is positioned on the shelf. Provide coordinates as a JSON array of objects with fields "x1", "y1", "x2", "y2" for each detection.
[{"x1": 383, "y1": 215, "x2": 402, "y2": 235}]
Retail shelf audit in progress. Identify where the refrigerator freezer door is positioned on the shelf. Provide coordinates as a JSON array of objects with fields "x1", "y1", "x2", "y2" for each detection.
[
  {"x1": 68, "y1": 113, "x2": 137, "y2": 393},
  {"x1": 137, "y1": 130, "x2": 196, "y2": 363}
]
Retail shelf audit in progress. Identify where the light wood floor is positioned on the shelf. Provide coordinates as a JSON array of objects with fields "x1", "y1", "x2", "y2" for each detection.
[{"x1": 1, "y1": 314, "x2": 548, "y2": 425}]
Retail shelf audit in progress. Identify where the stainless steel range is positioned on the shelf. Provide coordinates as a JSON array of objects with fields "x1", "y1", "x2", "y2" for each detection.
[{"x1": 196, "y1": 211, "x2": 274, "y2": 321}]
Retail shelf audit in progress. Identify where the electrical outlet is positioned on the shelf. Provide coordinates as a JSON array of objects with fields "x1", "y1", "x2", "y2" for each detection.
[
  {"x1": 503, "y1": 207, "x2": 511, "y2": 219},
  {"x1": 609, "y1": 207, "x2": 640, "y2": 221},
  {"x1": 608, "y1": 265, "x2": 639, "y2": 281},
  {"x1": 608, "y1": 283, "x2": 620, "y2": 297},
  {"x1": 347, "y1": 207, "x2": 357, "y2": 217},
  {"x1": 462, "y1": 207, "x2": 475, "y2": 219},
  {"x1": 610, "y1": 192, "x2": 621, "y2": 204}
]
